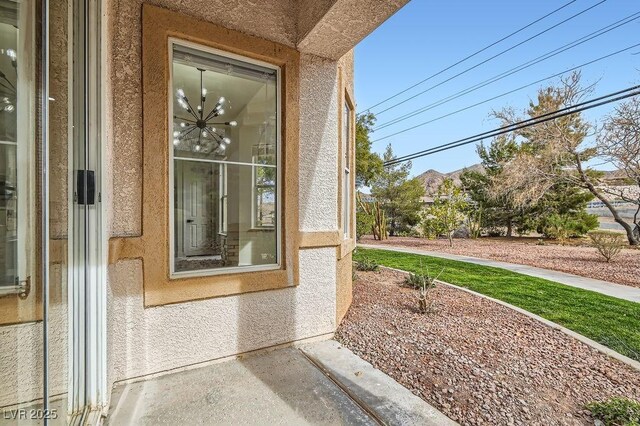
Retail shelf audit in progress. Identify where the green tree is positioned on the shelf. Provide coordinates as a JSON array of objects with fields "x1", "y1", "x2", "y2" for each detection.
[
  {"x1": 355, "y1": 112, "x2": 383, "y2": 188},
  {"x1": 425, "y1": 178, "x2": 468, "y2": 247},
  {"x1": 460, "y1": 134, "x2": 531, "y2": 236},
  {"x1": 370, "y1": 145, "x2": 425, "y2": 236},
  {"x1": 480, "y1": 72, "x2": 603, "y2": 241}
]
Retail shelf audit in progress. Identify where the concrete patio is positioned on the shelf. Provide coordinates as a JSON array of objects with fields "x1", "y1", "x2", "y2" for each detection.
[{"x1": 106, "y1": 340, "x2": 455, "y2": 425}]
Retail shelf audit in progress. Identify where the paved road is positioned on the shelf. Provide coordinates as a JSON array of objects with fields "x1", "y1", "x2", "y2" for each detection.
[{"x1": 358, "y1": 243, "x2": 640, "y2": 303}]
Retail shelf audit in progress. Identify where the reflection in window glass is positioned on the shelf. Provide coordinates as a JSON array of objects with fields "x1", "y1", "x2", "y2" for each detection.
[
  {"x1": 1, "y1": 7, "x2": 19, "y2": 288},
  {"x1": 171, "y1": 42, "x2": 279, "y2": 275}
]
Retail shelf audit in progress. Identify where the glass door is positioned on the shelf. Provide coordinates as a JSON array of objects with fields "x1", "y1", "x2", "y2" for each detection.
[{"x1": 0, "y1": 0, "x2": 102, "y2": 423}]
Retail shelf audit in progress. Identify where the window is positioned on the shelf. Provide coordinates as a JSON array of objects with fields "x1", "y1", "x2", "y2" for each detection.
[
  {"x1": 342, "y1": 100, "x2": 352, "y2": 239},
  {"x1": 169, "y1": 41, "x2": 280, "y2": 276},
  {"x1": 1, "y1": 2, "x2": 34, "y2": 295}
]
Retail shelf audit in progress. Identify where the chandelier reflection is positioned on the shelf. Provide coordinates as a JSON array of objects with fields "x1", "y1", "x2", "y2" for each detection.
[{"x1": 173, "y1": 67, "x2": 237, "y2": 154}]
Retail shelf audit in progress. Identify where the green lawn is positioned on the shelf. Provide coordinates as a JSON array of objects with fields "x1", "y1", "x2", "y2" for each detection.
[{"x1": 355, "y1": 247, "x2": 640, "y2": 362}]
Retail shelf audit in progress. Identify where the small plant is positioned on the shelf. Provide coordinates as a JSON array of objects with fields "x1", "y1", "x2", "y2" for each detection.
[
  {"x1": 586, "y1": 397, "x2": 640, "y2": 426},
  {"x1": 536, "y1": 238, "x2": 546, "y2": 246},
  {"x1": 589, "y1": 230, "x2": 626, "y2": 263},
  {"x1": 404, "y1": 263, "x2": 442, "y2": 314},
  {"x1": 354, "y1": 257, "x2": 379, "y2": 272}
]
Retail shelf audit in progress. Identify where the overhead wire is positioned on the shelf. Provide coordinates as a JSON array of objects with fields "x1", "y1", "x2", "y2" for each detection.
[
  {"x1": 373, "y1": 11, "x2": 640, "y2": 132},
  {"x1": 371, "y1": 0, "x2": 607, "y2": 116},
  {"x1": 358, "y1": 0, "x2": 580, "y2": 113},
  {"x1": 383, "y1": 85, "x2": 640, "y2": 167},
  {"x1": 371, "y1": 42, "x2": 640, "y2": 143}
]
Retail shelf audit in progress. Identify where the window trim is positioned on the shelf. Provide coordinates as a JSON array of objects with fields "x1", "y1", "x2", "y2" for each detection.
[
  {"x1": 338, "y1": 83, "x2": 356, "y2": 259},
  {"x1": 167, "y1": 38, "x2": 282, "y2": 279},
  {"x1": 133, "y1": 4, "x2": 300, "y2": 306}
]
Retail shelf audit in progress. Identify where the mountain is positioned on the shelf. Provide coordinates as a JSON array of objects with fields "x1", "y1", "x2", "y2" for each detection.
[{"x1": 416, "y1": 164, "x2": 483, "y2": 195}]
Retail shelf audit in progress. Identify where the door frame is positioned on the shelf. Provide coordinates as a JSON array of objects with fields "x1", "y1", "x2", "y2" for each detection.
[
  {"x1": 75, "y1": 0, "x2": 108, "y2": 419},
  {"x1": 56, "y1": 0, "x2": 107, "y2": 421}
]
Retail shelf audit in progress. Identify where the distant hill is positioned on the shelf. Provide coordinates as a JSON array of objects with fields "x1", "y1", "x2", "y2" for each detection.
[{"x1": 416, "y1": 164, "x2": 484, "y2": 195}]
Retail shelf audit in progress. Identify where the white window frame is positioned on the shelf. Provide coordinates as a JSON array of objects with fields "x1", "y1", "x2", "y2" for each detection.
[{"x1": 167, "y1": 38, "x2": 282, "y2": 279}]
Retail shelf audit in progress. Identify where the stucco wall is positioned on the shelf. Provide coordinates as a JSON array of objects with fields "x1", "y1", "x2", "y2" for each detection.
[
  {"x1": 299, "y1": 53, "x2": 340, "y2": 232},
  {"x1": 105, "y1": 2, "x2": 350, "y2": 391},
  {"x1": 108, "y1": 248, "x2": 336, "y2": 381}
]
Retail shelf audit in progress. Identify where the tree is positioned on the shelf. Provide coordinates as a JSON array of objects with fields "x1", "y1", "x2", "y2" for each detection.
[
  {"x1": 597, "y1": 96, "x2": 640, "y2": 242},
  {"x1": 370, "y1": 145, "x2": 425, "y2": 236},
  {"x1": 355, "y1": 112, "x2": 383, "y2": 188},
  {"x1": 425, "y1": 178, "x2": 467, "y2": 247},
  {"x1": 460, "y1": 134, "x2": 531, "y2": 236},
  {"x1": 491, "y1": 72, "x2": 637, "y2": 244}
]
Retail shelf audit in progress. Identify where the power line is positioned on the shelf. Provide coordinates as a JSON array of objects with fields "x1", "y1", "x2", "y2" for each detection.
[
  {"x1": 383, "y1": 85, "x2": 640, "y2": 167},
  {"x1": 372, "y1": 0, "x2": 607, "y2": 116},
  {"x1": 386, "y1": 85, "x2": 640, "y2": 165},
  {"x1": 358, "y1": 0, "x2": 579, "y2": 113},
  {"x1": 371, "y1": 42, "x2": 640, "y2": 143},
  {"x1": 373, "y1": 11, "x2": 640, "y2": 132}
]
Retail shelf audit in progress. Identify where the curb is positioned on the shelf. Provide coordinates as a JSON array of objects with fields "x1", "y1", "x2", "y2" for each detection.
[
  {"x1": 380, "y1": 265, "x2": 640, "y2": 372},
  {"x1": 300, "y1": 340, "x2": 459, "y2": 426}
]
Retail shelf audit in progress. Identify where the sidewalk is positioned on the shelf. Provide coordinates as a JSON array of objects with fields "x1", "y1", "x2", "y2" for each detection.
[{"x1": 359, "y1": 244, "x2": 640, "y2": 303}]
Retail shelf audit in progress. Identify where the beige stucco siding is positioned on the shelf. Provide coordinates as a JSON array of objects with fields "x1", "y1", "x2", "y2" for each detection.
[{"x1": 104, "y1": 2, "x2": 352, "y2": 391}]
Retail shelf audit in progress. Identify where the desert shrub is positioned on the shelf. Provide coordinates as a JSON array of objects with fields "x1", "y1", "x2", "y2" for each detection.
[
  {"x1": 486, "y1": 228, "x2": 505, "y2": 237},
  {"x1": 421, "y1": 215, "x2": 443, "y2": 239},
  {"x1": 404, "y1": 272, "x2": 436, "y2": 289},
  {"x1": 404, "y1": 266, "x2": 442, "y2": 314},
  {"x1": 541, "y1": 212, "x2": 599, "y2": 242},
  {"x1": 586, "y1": 397, "x2": 640, "y2": 426},
  {"x1": 589, "y1": 230, "x2": 626, "y2": 263},
  {"x1": 396, "y1": 229, "x2": 420, "y2": 237},
  {"x1": 354, "y1": 257, "x2": 379, "y2": 272}
]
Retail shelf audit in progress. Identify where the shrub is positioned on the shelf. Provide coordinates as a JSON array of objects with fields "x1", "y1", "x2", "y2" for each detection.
[
  {"x1": 404, "y1": 272, "x2": 436, "y2": 289},
  {"x1": 404, "y1": 266, "x2": 442, "y2": 314},
  {"x1": 541, "y1": 212, "x2": 599, "y2": 242},
  {"x1": 354, "y1": 257, "x2": 379, "y2": 272},
  {"x1": 589, "y1": 230, "x2": 626, "y2": 263},
  {"x1": 586, "y1": 397, "x2": 640, "y2": 426},
  {"x1": 356, "y1": 208, "x2": 374, "y2": 241}
]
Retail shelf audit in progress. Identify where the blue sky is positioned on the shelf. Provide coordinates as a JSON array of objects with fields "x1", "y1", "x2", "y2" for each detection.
[{"x1": 355, "y1": 0, "x2": 640, "y2": 175}]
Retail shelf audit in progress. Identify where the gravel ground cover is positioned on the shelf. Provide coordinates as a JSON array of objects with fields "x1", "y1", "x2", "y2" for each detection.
[
  {"x1": 361, "y1": 236, "x2": 640, "y2": 288},
  {"x1": 336, "y1": 268, "x2": 640, "y2": 426}
]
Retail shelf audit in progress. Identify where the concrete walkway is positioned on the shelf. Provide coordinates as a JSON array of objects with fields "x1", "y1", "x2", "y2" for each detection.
[
  {"x1": 107, "y1": 340, "x2": 455, "y2": 425},
  {"x1": 359, "y1": 244, "x2": 640, "y2": 303}
]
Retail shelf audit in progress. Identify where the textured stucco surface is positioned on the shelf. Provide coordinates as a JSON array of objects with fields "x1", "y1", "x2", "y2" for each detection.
[
  {"x1": 336, "y1": 251, "x2": 353, "y2": 323},
  {"x1": 297, "y1": 0, "x2": 411, "y2": 60},
  {"x1": 0, "y1": 288, "x2": 67, "y2": 407},
  {"x1": 299, "y1": 53, "x2": 339, "y2": 232},
  {"x1": 297, "y1": 0, "x2": 337, "y2": 42},
  {"x1": 107, "y1": 248, "x2": 336, "y2": 382}
]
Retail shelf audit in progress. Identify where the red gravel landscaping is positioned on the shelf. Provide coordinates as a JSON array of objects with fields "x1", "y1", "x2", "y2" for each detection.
[
  {"x1": 361, "y1": 236, "x2": 640, "y2": 288},
  {"x1": 336, "y1": 268, "x2": 640, "y2": 426}
]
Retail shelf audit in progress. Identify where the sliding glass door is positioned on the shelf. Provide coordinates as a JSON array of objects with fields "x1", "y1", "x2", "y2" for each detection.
[{"x1": 0, "y1": 0, "x2": 103, "y2": 423}]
